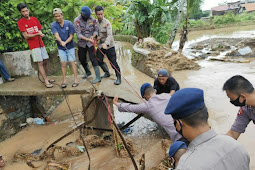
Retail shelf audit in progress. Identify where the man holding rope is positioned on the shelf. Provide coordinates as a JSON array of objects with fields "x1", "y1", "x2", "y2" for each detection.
[
  {"x1": 51, "y1": 8, "x2": 79, "y2": 88},
  {"x1": 95, "y1": 6, "x2": 121, "y2": 85},
  {"x1": 74, "y1": 6, "x2": 109, "y2": 84}
]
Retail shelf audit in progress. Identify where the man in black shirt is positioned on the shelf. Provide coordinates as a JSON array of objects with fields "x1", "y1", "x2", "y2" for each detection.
[{"x1": 153, "y1": 69, "x2": 180, "y2": 95}]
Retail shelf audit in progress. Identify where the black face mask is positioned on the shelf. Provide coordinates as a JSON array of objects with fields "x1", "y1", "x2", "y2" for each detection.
[
  {"x1": 174, "y1": 119, "x2": 183, "y2": 136},
  {"x1": 81, "y1": 15, "x2": 88, "y2": 21},
  {"x1": 230, "y1": 96, "x2": 246, "y2": 107}
]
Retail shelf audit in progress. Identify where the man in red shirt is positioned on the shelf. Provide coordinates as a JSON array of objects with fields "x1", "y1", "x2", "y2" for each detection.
[{"x1": 17, "y1": 3, "x2": 54, "y2": 88}]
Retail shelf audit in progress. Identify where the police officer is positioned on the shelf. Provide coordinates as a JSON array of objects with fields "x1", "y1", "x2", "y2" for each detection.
[
  {"x1": 165, "y1": 88, "x2": 250, "y2": 170},
  {"x1": 113, "y1": 83, "x2": 182, "y2": 142},
  {"x1": 74, "y1": 6, "x2": 107, "y2": 84},
  {"x1": 223, "y1": 75, "x2": 255, "y2": 140},
  {"x1": 95, "y1": 6, "x2": 121, "y2": 85},
  {"x1": 154, "y1": 69, "x2": 180, "y2": 95},
  {"x1": 168, "y1": 141, "x2": 187, "y2": 169}
]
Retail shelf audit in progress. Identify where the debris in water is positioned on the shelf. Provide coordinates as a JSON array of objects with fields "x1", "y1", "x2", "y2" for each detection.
[
  {"x1": 238, "y1": 46, "x2": 252, "y2": 55},
  {"x1": 112, "y1": 124, "x2": 136, "y2": 158},
  {"x1": 45, "y1": 161, "x2": 71, "y2": 170},
  {"x1": 76, "y1": 135, "x2": 107, "y2": 149}
]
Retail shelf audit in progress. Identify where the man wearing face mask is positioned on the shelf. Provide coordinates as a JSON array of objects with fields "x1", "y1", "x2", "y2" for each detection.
[
  {"x1": 165, "y1": 88, "x2": 250, "y2": 170},
  {"x1": 74, "y1": 6, "x2": 104, "y2": 84},
  {"x1": 223, "y1": 75, "x2": 255, "y2": 140},
  {"x1": 112, "y1": 83, "x2": 182, "y2": 142}
]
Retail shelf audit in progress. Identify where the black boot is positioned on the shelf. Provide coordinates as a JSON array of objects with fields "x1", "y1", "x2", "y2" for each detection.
[
  {"x1": 100, "y1": 63, "x2": 110, "y2": 78},
  {"x1": 114, "y1": 72, "x2": 121, "y2": 85},
  {"x1": 82, "y1": 63, "x2": 91, "y2": 79},
  {"x1": 92, "y1": 66, "x2": 101, "y2": 84}
]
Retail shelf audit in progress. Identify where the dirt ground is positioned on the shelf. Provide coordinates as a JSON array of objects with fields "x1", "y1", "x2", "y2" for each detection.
[{"x1": 137, "y1": 38, "x2": 200, "y2": 76}]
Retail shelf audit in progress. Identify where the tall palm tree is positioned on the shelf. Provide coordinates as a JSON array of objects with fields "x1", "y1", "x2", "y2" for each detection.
[
  {"x1": 168, "y1": 0, "x2": 184, "y2": 48},
  {"x1": 179, "y1": 0, "x2": 202, "y2": 52}
]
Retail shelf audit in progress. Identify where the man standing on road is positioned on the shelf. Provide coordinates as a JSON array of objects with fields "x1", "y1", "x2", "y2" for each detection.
[
  {"x1": 17, "y1": 3, "x2": 54, "y2": 88},
  {"x1": 223, "y1": 75, "x2": 255, "y2": 140},
  {"x1": 113, "y1": 83, "x2": 182, "y2": 142},
  {"x1": 74, "y1": 6, "x2": 102, "y2": 84},
  {"x1": 154, "y1": 69, "x2": 180, "y2": 95},
  {"x1": 51, "y1": 8, "x2": 79, "y2": 88},
  {"x1": 165, "y1": 88, "x2": 250, "y2": 170},
  {"x1": 95, "y1": 6, "x2": 121, "y2": 85}
]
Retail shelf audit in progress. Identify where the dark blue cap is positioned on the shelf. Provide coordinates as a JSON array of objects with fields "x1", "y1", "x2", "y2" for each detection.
[
  {"x1": 81, "y1": 6, "x2": 91, "y2": 17},
  {"x1": 164, "y1": 88, "x2": 205, "y2": 119},
  {"x1": 158, "y1": 69, "x2": 169, "y2": 77},
  {"x1": 140, "y1": 83, "x2": 152, "y2": 97},
  {"x1": 169, "y1": 141, "x2": 187, "y2": 157}
]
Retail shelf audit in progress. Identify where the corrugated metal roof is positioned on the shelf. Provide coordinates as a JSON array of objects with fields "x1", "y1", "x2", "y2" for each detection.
[
  {"x1": 211, "y1": 5, "x2": 229, "y2": 11},
  {"x1": 241, "y1": 3, "x2": 255, "y2": 11}
]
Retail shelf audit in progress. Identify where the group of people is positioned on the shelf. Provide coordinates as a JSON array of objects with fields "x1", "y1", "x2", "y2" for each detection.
[
  {"x1": 16, "y1": 3, "x2": 121, "y2": 88},
  {"x1": 10, "y1": 3, "x2": 255, "y2": 169},
  {"x1": 114, "y1": 70, "x2": 253, "y2": 170}
]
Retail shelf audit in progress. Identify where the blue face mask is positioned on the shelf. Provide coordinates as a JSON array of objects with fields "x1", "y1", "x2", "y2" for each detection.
[{"x1": 230, "y1": 96, "x2": 246, "y2": 107}]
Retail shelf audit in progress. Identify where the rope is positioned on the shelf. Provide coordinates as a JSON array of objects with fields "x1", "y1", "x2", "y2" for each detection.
[
  {"x1": 37, "y1": 34, "x2": 92, "y2": 169},
  {"x1": 101, "y1": 95, "x2": 138, "y2": 170},
  {"x1": 93, "y1": 42, "x2": 144, "y2": 102}
]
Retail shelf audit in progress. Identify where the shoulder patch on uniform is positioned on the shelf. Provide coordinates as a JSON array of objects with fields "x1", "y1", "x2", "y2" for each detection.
[
  {"x1": 237, "y1": 107, "x2": 243, "y2": 116},
  {"x1": 107, "y1": 23, "x2": 110, "y2": 27},
  {"x1": 94, "y1": 20, "x2": 97, "y2": 23},
  {"x1": 76, "y1": 21, "x2": 80, "y2": 25}
]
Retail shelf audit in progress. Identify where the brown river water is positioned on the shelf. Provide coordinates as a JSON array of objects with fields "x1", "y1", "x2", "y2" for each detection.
[{"x1": 0, "y1": 25, "x2": 255, "y2": 169}]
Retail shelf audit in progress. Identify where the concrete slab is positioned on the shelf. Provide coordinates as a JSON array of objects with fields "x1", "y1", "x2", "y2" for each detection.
[
  {"x1": 0, "y1": 75, "x2": 142, "y2": 104},
  {"x1": 99, "y1": 77, "x2": 143, "y2": 104}
]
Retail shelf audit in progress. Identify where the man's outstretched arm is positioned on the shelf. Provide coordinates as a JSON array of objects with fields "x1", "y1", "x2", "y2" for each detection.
[
  {"x1": 113, "y1": 96, "x2": 148, "y2": 114},
  {"x1": 226, "y1": 129, "x2": 241, "y2": 140}
]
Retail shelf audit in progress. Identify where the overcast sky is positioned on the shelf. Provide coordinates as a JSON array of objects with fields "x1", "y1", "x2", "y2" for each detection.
[{"x1": 202, "y1": 0, "x2": 227, "y2": 10}]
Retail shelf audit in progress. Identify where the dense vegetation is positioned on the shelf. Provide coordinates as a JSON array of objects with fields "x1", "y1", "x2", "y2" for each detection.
[
  {"x1": 1, "y1": 0, "x2": 254, "y2": 52},
  {"x1": 189, "y1": 11, "x2": 255, "y2": 29}
]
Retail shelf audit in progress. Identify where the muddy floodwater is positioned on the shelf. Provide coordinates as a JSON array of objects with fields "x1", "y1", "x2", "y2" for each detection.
[
  {"x1": 116, "y1": 25, "x2": 255, "y2": 169},
  {"x1": 1, "y1": 25, "x2": 255, "y2": 169}
]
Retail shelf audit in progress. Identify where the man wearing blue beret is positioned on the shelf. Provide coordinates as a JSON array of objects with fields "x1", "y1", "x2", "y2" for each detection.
[
  {"x1": 165, "y1": 88, "x2": 250, "y2": 170},
  {"x1": 153, "y1": 69, "x2": 180, "y2": 96},
  {"x1": 74, "y1": 6, "x2": 109, "y2": 84},
  {"x1": 223, "y1": 75, "x2": 255, "y2": 140},
  {"x1": 168, "y1": 141, "x2": 187, "y2": 169},
  {"x1": 113, "y1": 83, "x2": 182, "y2": 142}
]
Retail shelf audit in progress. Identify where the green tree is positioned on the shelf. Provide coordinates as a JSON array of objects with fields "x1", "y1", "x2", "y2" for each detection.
[
  {"x1": 125, "y1": 0, "x2": 152, "y2": 39},
  {"x1": 124, "y1": 0, "x2": 176, "y2": 40},
  {"x1": 0, "y1": 0, "x2": 28, "y2": 52},
  {"x1": 1, "y1": 0, "x2": 122, "y2": 52},
  {"x1": 83, "y1": 0, "x2": 123, "y2": 31}
]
